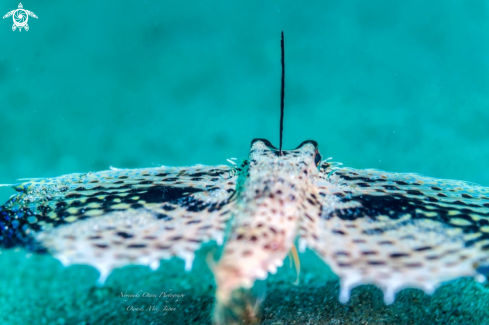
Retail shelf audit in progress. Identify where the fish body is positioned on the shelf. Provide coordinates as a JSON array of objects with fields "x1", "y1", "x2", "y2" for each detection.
[{"x1": 1, "y1": 138, "x2": 489, "y2": 323}]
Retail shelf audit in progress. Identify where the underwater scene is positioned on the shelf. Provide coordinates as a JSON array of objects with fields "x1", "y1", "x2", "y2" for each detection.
[{"x1": 1, "y1": 0, "x2": 489, "y2": 324}]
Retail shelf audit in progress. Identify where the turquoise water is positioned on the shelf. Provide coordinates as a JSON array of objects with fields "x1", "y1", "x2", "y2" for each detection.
[{"x1": 1, "y1": 0, "x2": 489, "y2": 324}]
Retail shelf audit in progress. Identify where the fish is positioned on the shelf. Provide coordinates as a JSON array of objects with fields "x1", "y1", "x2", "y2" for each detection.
[{"x1": 1, "y1": 33, "x2": 489, "y2": 324}]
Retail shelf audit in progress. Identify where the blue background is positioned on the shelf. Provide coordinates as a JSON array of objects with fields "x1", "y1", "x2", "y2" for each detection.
[{"x1": 1, "y1": 1, "x2": 488, "y2": 205}]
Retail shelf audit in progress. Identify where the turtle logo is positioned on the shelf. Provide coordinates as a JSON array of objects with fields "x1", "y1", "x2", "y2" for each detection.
[{"x1": 3, "y1": 3, "x2": 37, "y2": 32}]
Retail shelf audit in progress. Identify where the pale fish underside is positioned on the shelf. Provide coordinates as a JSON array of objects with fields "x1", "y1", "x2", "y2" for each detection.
[{"x1": 1, "y1": 138, "x2": 489, "y2": 323}]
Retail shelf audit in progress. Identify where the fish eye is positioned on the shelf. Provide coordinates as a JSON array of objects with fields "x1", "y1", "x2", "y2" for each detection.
[
  {"x1": 295, "y1": 140, "x2": 318, "y2": 150},
  {"x1": 250, "y1": 138, "x2": 278, "y2": 150},
  {"x1": 314, "y1": 150, "x2": 322, "y2": 167}
]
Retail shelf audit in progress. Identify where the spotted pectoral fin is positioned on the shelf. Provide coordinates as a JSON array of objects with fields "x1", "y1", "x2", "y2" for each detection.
[
  {"x1": 304, "y1": 163, "x2": 489, "y2": 304},
  {"x1": 0, "y1": 165, "x2": 237, "y2": 281}
]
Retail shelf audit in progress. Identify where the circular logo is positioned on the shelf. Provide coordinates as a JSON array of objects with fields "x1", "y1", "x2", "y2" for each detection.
[{"x1": 13, "y1": 9, "x2": 27, "y2": 27}]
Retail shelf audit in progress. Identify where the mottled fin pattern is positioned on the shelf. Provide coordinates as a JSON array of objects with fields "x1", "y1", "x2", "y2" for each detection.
[
  {"x1": 0, "y1": 164, "x2": 238, "y2": 281},
  {"x1": 3, "y1": 138, "x2": 489, "y2": 322},
  {"x1": 302, "y1": 162, "x2": 489, "y2": 304}
]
